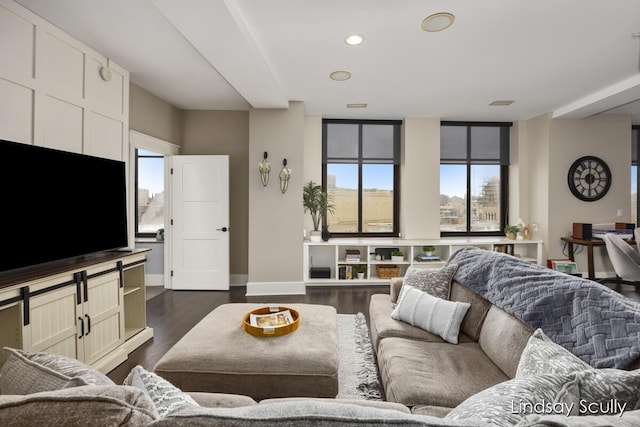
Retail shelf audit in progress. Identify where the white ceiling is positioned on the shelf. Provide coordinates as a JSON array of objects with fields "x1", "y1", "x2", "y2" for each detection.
[{"x1": 15, "y1": 0, "x2": 640, "y2": 124}]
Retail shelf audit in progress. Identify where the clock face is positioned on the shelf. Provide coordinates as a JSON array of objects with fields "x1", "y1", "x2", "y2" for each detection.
[{"x1": 567, "y1": 156, "x2": 611, "y2": 202}]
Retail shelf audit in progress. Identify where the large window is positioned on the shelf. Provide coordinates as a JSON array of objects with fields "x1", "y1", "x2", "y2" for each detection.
[
  {"x1": 632, "y1": 126, "x2": 639, "y2": 225},
  {"x1": 323, "y1": 119, "x2": 401, "y2": 236},
  {"x1": 440, "y1": 122, "x2": 511, "y2": 235},
  {"x1": 135, "y1": 149, "x2": 165, "y2": 236}
]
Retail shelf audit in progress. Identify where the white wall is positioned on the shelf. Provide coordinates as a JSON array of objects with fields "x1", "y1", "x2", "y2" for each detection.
[
  {"x1": 401, "y1": 117, "x2": 441, "y2": 238},
  {"x1": 303, "y1": 115, "x2": 322, "y2": 236},
  {"x1": 0, "y1": 0, "x2": 131, "y2": 242},
  {"x1": 247, "y1": 102, "x2": 305, "y2": 295}
]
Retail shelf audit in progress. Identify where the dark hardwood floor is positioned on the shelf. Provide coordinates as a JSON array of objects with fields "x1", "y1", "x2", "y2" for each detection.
[{"x1": 107, "y1": 285, "x2": 387, "y2": 384}]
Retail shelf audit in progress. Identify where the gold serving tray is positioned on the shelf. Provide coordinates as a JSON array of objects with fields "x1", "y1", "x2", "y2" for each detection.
[{"x1": 242, "y1": 306, "x2": 300, "y2": 337}]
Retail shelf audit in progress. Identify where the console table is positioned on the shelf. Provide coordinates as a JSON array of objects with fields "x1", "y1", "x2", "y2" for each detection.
[{"x1": 560, "y1": 236, "x2": 604, "y2": 280}]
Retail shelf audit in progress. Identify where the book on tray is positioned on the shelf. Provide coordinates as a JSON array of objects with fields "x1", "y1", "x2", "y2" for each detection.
[{"x1": 249, "y1": 309, "x2": 294, "y2": 328}]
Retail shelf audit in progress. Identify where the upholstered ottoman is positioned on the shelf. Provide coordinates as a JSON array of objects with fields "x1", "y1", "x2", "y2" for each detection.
[{"x1": 154, "y1": 303, "x2": 339, "y2": 400}]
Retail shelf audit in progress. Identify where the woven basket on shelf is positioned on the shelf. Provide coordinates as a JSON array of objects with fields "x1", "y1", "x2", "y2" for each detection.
[{"x1": 376, "y1": 265, "x2": 399, "y2": 279}]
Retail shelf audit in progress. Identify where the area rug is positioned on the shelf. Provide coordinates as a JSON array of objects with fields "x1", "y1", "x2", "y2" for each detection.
[{"x1": 336, "y1": 313, "x2": 382, "y2": 400}]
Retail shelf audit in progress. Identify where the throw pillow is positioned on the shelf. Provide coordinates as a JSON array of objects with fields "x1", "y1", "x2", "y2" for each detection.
[
  {"x1": 390, "y1": 285, "x2": 470, "y2": 344},
  {"x1": 0, "y1": 347, "x2": 114, "y2": 395},
  {"x1": 402, "y1": 264, "x2": 458, "y2": 300},
  {"x1": 516, "y1": 329, "x2": 640, "y2": 415},
  {"x1": 124, "y1": 365, "x2": 199, "y2": 417},
  {"x1": 516, "y1": 328, "x2": 591, "y2": 377},
  {"x1": 444, "y1": 373, "x2": 578, "y2": 427}
]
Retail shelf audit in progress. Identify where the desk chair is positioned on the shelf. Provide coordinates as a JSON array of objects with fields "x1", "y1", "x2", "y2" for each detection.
[{"x1": 602, "y1": 233, "x2": 640, "y2": 286}]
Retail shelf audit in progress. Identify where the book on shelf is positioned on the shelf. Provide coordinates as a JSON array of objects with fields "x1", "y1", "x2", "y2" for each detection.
[
  {"x1": 338, "y1": 265, "x2": 353, "y2": 280},
  {"x1": 345, "y1": 249, "x2": 361, "y2": 263},
  {"x1": 415, "y1": 255, "x2": 441, "y2": 262},
  {"x1": 493, "y1": 244, "x2": 514, "y2": 255},
  {"x1": 249, "y1": 309, "x2": 294, "y2": 328}
]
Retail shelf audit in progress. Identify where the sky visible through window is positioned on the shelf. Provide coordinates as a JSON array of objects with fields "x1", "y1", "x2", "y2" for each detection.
[{"x1": 138, "y1": 149, "x2": 164, "y2": 195}]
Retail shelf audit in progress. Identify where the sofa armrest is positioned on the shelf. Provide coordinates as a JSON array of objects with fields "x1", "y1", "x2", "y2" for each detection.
[
  {"x1": 187, "y1": 392, "x2": 257, "y2": 408},
  {"x1": 390, "y1": 277, "x2": 404, "y2": 303}
]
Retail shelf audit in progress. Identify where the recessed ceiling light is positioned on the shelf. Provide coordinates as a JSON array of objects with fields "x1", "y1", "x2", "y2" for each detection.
[
  {"x1": 330, "y1": 70, "x2": 351, "y2": 81},
  {"x1": 489, "y1": 100, "x2": 515, "y2": 106},
  {"x1": 421, "y1": 12, "x2": 455, "y2": 32},
  {"x1": 345, "y1": 34, "x2": 364, "y2": 45},
  {"x1": 347, "y1": 103, "x2": 367, "y2": 108}
]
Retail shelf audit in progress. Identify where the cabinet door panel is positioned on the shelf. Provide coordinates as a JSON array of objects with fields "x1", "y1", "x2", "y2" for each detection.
[
  {"x1": 83, "y1": 271, "x2": 123, "y2": 364},
  {"x1": 27, "y1": 285, "x2": 79, "y2": 358}
]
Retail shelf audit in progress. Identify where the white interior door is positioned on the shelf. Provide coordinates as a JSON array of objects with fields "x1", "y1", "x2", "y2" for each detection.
[{"x1": 170, "y1": 155, "x2": 229, "y2": 290}]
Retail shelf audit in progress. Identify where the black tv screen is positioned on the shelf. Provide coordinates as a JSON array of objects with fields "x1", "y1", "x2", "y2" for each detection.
[{"x1": 1, "y1": 139, "x2": 128, "y2": 273}]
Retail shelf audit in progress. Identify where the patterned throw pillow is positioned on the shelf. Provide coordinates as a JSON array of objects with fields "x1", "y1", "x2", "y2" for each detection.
[
  {"x1": 124, "y1": 365, "x2": 199, "y2": 417},
  {"x1": 391, "y1": 285, "x2": 470, "y2": 344},
  {"x1": 516, "y1": 328, "x2": 640, "y2": 415},
  {"x1": 516, "y1": 328, "x2": 591, "y2": 377},
  {"x1": 444, "y1": 373, "x2": 578, "y2": 427},
  {"x1": 0, "y1": 347, "x2": 114, "y2": 395},
  {"x1": 402, "y1": 264, "x2": 458, "y2": 300}
]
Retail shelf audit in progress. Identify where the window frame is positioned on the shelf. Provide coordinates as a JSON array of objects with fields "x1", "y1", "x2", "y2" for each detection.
[
  {"x1": 322, "y1": 119, "x2": 401, "y2": 238},
  {"x1": 440, "y1": 121, "x2": 512, "y2": 237},
  {"x1": 135, "y1": 148, "x2": 165, "y2": 238}
]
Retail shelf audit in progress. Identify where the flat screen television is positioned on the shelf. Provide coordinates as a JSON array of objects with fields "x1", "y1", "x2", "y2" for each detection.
[{"x1": 0, "y1": 139, "x2": 128, "y2": 273}]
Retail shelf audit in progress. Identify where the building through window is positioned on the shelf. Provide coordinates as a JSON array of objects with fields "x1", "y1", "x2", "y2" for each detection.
[
  {"x1": 136, "y1": 149, "x2": 165, "y2": 236},
  {"x1": 323, "y1": 119, "x2": 401, "y2": 237},
  {"x1": 440, "y1": 122, "x2": 511, "y2": 235}
]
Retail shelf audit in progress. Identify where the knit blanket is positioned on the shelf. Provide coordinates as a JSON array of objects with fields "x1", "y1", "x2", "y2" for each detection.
[{"x1": 447, "y1": 247, "x2": 640, "y2": 369}]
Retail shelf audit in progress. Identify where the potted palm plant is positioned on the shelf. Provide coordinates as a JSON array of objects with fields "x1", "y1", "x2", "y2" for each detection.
[{"x1": 303, "y1": 181, "x2": 335, "y2": 241}]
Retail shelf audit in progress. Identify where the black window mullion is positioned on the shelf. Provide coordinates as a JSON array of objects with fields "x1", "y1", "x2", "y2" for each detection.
[
  {"x1": 358, "y1": 124, "x2": 363, "y2": 233},
  {"x1": 466, "y1": 127, "x2": 472, "y2": 233}
]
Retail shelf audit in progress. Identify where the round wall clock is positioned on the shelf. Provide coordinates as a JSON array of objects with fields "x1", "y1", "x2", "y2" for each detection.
[{"x1": 567, "y1": 155, "x2": 611, "y2": 202}]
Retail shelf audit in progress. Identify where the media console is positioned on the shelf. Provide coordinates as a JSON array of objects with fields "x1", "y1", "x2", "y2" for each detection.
[{"x1": 0, "y1": 249, "x2": 153, "y2": 373}]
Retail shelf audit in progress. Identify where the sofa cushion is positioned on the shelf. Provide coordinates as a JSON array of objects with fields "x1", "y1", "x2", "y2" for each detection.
[
  {"x1": 449, "y1": 281, "x2": 492, "y2": 341},
  {"x1": 124, "y1": 365, "x2": 199, "y2": 417},
  {"x1": 391, "y1": 285, "x2": 470, "y2": 344},
  {"x1": 0, "y1": 385, "x2": 158, "y2": 426},
  {"x1": 478, "y1": 305, "x2": 533, "y2": 378},
  {"x1": 368, "y1": 294, "x2": 473, "y2": 351},
  {"x1": 444, "y1": 373, "x2": 578, "y2": 427},
  {"x1": 377, "y1": 337, "x2": 509, "y2": 407},
  {"x1": 402, "y1": 264, "x2": 458, "y2": 300},
  {"x1": 516, "y1": 328, "x2": 591, "y2": 377},
  {"x1": 390, "y1": 278, "x2": 404, "y2": 303},
  {"x1": 0, "y1": 347, "x2": 114, "y2": 395},
  {"x1": 260, "y1": 397, "x2": 411, "y2": 414},
  {"x1": 187, "y1": 392, "x2": 257, "y2": 408},
  {"x1": 149, "y1": 399, "x2": 482, "y2": 426}
]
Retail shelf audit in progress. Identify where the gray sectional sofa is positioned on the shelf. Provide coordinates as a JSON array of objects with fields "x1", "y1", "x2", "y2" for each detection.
[{"x1": 3, "y1": 247, "x2": 640, "y2": 426}]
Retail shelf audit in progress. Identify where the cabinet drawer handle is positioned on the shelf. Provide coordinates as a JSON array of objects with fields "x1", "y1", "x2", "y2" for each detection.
[
  {"x1": 78, "y1": 317, "x2": 84, "y2": 338},
  {"x1": 85, "y1": 314, "x2": 91, "y2": 336}
]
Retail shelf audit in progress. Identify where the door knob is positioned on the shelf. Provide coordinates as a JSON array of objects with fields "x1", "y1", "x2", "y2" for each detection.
[{"x1": 217, "y1": 227, "x2": 228, "y2": 232}]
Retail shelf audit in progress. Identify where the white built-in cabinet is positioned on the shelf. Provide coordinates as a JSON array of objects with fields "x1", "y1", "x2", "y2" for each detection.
[
  {"x1": 0, "y1": 251, "x2": 153, "y2": 373},
  {"x1": 304, "y1": 238, "x2": 544, "y2": 285}
]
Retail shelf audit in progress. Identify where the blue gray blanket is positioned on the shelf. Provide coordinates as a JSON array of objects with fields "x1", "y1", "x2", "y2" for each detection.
[{"x1": 447, "y1": 247, "x2": 640, "y2": 369}]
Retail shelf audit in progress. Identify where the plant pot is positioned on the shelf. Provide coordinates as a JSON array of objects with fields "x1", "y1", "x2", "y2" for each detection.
[
  {"x1": 506, "y1": 232, "x2": 517, "y2": 240},
  {"x1": 310, "y1": 230, "x2": 322, "y2": 242},
  {"x1": 357, "y1": 272, "x2": 365, "y2": 280},
  {"x1": 391, "y1": 256, "x2": 404, "y2": 262},
  {"x1": 424, "y1": 251, "x2": 434, "y2": 257},
  {"x1": 321, "y1": 226, "x2": 330, "y2": 242}
]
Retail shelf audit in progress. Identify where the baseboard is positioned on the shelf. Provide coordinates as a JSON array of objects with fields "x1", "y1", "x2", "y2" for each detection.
[
  {"x1": 230, "y1": 274, "x2": 248, "y2": 287},
  {"x1": 245, "y1": 281, "x2": 306, "y2": 296}
]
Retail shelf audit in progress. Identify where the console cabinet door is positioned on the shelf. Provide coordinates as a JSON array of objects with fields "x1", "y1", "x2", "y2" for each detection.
[
  {"x1": 25, "y1": 284, "x2": 81, "y2": 359},
  {"x1": 81, "y1": 270, "x2": 124, "y2": 365}
]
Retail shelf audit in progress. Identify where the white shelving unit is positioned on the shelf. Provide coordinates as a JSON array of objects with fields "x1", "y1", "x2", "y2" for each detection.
[{"x1": 303, "y1": 237, "x2": 543, "y2": 285}]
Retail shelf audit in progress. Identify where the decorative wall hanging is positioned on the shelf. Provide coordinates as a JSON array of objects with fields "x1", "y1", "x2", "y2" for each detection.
[
  {"x1": 258, "y1": 151, "x2": 270, "y2": 187},
  {"x1": 279, "y1": 159, "x2": 292, "y2": 194},
  {"x1": 567, "y1": 155, "x2": 611, "y2": 202}
]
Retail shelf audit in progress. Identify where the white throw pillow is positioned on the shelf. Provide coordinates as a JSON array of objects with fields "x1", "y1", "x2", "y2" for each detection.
[{"x1": 390, "y1": 285, "x2": 470, "y2": 344}]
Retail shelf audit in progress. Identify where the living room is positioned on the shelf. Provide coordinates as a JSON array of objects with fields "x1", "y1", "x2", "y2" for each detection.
[{"x1": 2, "y1": 1, "x2": 640, "y2": 425}]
